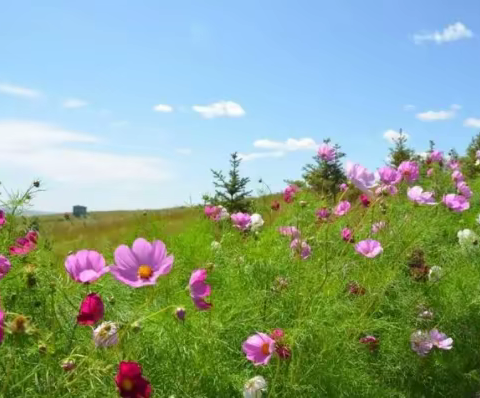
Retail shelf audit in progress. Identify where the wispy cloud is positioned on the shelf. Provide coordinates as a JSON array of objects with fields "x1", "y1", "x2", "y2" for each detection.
[
  {"x1": 238, "y1": 151, "x2": 285, "y2": 161},
  {"x1": 413, "y1": 22, "x2": 473, "y2": 44},
  {"x1": 404, "y1": 104, "x2": 415, "y2": 111},
  {"x1": 416, "y1": 105, "x2": 459, "y2": 121},
  {"x1": 464, "y1": 118, "x2": 480, "y2": 128},
  {"x1": 153, "y1": 104, "x2": 173, "y2": 113},
  {"x1": 192, "y1": 101, "x2": 245, "y2": 119},
  {"x1": 176, "y1": 148, "x2": 192, "y2": 155},
  {"x1": 63, "y1": 98, "x2": 88, "y2": 109},
  {"x1": 253, "y1": 138, "x2": 318, "y2": 151},
  {"x1": 383, "y1": 129, "x2": 409, "y2": 143},
  {"x1": 0, "y1": 83, "x2": 42, "y2": 99}
]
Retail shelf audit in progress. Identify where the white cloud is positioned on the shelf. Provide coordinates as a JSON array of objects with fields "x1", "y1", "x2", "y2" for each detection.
[
  {"x1": 253, "y1": 138, "x2": 318, "y2": 151},
  {"x1": 416, "y1": 105, "x2": 459, "y2": 121},
  {"x1": 176, "y1": 148, "x2": 192, "y2": 155},
  {"x1": 451, "y1": 104, "x2": 462, "y2": 110},
  {"x1": 413, "y1": 22, "x2": 473, "y2": 44},
  {"x1": 404, "y1": 104, "x2": 416, "y2": 111},
  {"x1": 0, "y1": 83, "x2": 42, "y2": 99},
  {"x1": 0, "y1": 120, "x2": 172, "y2": 184},
  {"x1": 192, "y1": 101, "x2": 245, "y2": 119},
  {"x1": 238, "y1": 151, "x2": 285, "y2": 161},
  {"x1": 464, "y1": 118, "x2": 480, "y2": 128},
  {"x1": 383, "y1": 129, "x2": 409, "y2": 143},
  {"x1": 153, "y1": 104, "x2": 173, "y2": 113},
  {"x1": 63, "y1": 98, "x2": 88, "y2": 109}
]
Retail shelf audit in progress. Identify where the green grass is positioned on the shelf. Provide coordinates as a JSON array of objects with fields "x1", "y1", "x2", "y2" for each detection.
[{"x1": 2, "y1": 178, "x2": 480, "y2": 397}]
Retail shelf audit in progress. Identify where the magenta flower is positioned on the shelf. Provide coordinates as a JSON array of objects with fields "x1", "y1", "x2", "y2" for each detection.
[
  {"x1": 283, "y1": 184, "x2": 299, "y2": 203},
  {"x1": 175, "y1": 307, "x2": 186, "y2": 321},
  {"x1": 278, "y1": 226, "x2": 300, "y2": 239},
  {"x1": 318, "y1": 143, "x2": 336, "y2": 162},
  {"x1": 371, "y1": 221, "x2": 386, "y2": 234},
  {"x1": 359, "y1": 335, "x2": 379, "y2": 351},
  {"x1": 109, "y1": 238, "x2": 174, "y2": 287},
  {"x1": 398, "y1": 161, "x2": 419, "y2": 183},
  {"x1": 231, "y1": 212, "x2": 251, "y2": 231},
  {"x1": 290, "y1": 239, "x2": 311, "y2": 259},
  {"x1": 77, "y1": 293, "x2": 104, "y2": 326},
  {"x1": 442, "y1": 194, "x2": 470, "y2": 212},
  {"x1": 276, "y1": 343, "x2": 291, "y2": 359},
  {"x1": 270, "y1": 328, "x2": 284, "y2": 340},
  {"x1": 0, "y1": 255, "x2": 11, "y2": 281},
  {"x1": 204, "y1": 206, "x2": 219, "y2": 219},
  {"x1": 341, "y1": 227, "x2": 354, "y2": 243},
  {"x1": 334, "y1": 201, "x2": 351, "y2": 216},
  {"x1": 429, "y1": 329, "x2": 453, "y2": 351},
  {"x1": 378, "y1": 166, "x2": 401, "y2": 185},
  {"x1": 316, "y1": 207, "x2": 330, "y2": 221},
  {"x1": 411, "y1": 330, "x2": 433, "y2": 357},
  {"x1": 0, "y1": 210, "x2": 6, "y2": 227},
  {"x1": 452, "y1": 170, "x2": 464, "y2": 183},
  {"x1": 407, "y1": 186, "x2": 437, "y2": 205},
  {"x1": 355, "y1": 240, "x2": 383, "y2": 258},
  {"x1": 427, "y1": 150, "x2": 443, "y2": 164},
  {"x1": 189, "y1": 269, "x2": 212, "y2": 311},
  {"x1": 457, "y1": 181, "x2": 472, "y2": 199},
  {"x1": 339, "y1": 183, "x2": 348, "y2": 192},
  {"x1": 65, "y1": 250, "x2": 109, "y2": 284},
  {"x1": 346, "y1": 162, "x2": 376, "y2": 194},
  {"x1": 9, "y1": 230, "x2": 38, "y2": 256},
  {"x1": 359, "y1": 194, "x2": 371, "y2": 207},
  {"x1": 242, "y1": 332, "x2": 276, "y2": 366},
  {"x1": 426, "y1": 168, "x2": 434, "y2": 177}
]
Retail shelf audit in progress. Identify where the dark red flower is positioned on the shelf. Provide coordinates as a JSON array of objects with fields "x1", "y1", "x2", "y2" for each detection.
[
  {"x1": 346, "y1": 281, "x2": 366, "y2": 296},
  {"x1": 115, "y1": 361, "x2": 152, "y2": 398},
  {"x1": 275, "y1": 343, "x2": 291, "y2": 359},
  {"x1": 271, "y1": 200, "x2": 280, "y2": 211},
  {"x1": 77, "y1": 293, "x2": 104, "y2": 326},
  {"x1": 359, "y1": 335, "x2": 379, "y2": 351},
  {"x1": 359, "y1": 194, "x2": 371, "y2": 207}
]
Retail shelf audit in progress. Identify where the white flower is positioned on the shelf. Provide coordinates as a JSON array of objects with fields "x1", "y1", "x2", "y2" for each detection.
[
  {"x1": 476, "y1": 159, "x2": 480, "y2": 166},
  {"x1": 457, "y1": 229, "x2": 479, "y2": 248},
  {"x1": 243, "y1": 376, "x2": 267, "y2": 398},
  {"x1": 428, "y1": 266, "x2": 443, "y2": 282},
  {"x1": 218, "y1": 206, "x2": 229, "y2": 220},
  {"x1": 250, "y1": 213, "x2": 264, "y2": 231},
  {"x1": 477, "y1": 215, "x2": 480, "y2": 225},
  {"x1": 93, "y1": 321, "x2": 118, "y2": 347},
  {"x1": 211, "y1": 241, "x2": 221, "y2": 250}
]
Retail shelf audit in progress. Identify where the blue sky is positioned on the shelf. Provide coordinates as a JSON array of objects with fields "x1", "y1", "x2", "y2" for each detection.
[{"x1": 1, "y1": 0, "x2": 479, "y2": 212}]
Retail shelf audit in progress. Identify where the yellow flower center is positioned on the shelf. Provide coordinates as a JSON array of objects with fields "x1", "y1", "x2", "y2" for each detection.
[
  {"x1": 261, "y1": 343, "x2": 271, "y2": 355},
  {"x1": 138, "y1": 265, "x2": 153, "y2": 279},
  {"x1": 121, "y1": 379, "x2": 133, "y2": 391}
]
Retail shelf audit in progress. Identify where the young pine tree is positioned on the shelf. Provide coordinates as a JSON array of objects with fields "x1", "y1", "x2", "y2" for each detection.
[
  {"x1": 302, "y1": 139, "x2": 346, "y2": 200},
  {"x1": 211, "y1": 152, "x2": 252, "y2": 213},
  {"x1": 388, "y1": 129, "x2": 414, "y2": 167},
  {"x1": 462, "y1": 132, "x2": 480, "y2": 177}
]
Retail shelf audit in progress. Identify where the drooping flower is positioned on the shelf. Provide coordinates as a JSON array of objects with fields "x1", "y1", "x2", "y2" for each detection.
[
  {"x1": 175, "y1": 307, "x2": 186, "y2": 321},
  {"x1": 341, "y1": 227, "x2": 354, "y2": 243},
  {"x1": 65, "y1": 250, "x2": 109, "y2": 284},
  {"x1": 109, "y1": 238, "x2": 174, "y2": 288},
  {"x1": 271, "y1": 200, "x2": 280, "y2": 211},
  {"x1": 318, "y1": 143, "x2": 336, "y2": 162},
  {"x1": 250, "y1": 214, "x2": 264, "y2": 231},
  {"x1": 371, "y1": 221, "x2": 386, "y2": 234},
  {"x1": 316, "y1": 207, "x2": 330, "y2": 221},
  {"x1": 428, "y1": 266, "x2": 443, "y2": 282},
  {"x1": 457, "y1": 181, "x2": 472, "y2": 199},
  {"x1": 457, "y1": 229, "x2": 479, "y2": 248},
  {"x1": 442, "y1": 194, "x2": 470, "y2": 212},
  {"x1": 411, "y1": 330, "x2": 433, "y2": 357},
  {"x1": 407, "y1": 186, "x2": 437, "y2": 205},
  {"x1": 0, "y1": 210, "x2": 6, "y2": 227},
  {"x1": 451, "y1": 170, "x2": 464, "y2": 183},
  {"x1": 334, "y1": 201, "x2": 351, "y2": 216},
  {"x1": 242, "y1": 332, "x2": 276, "y2": 366},
  {"x1": 93, "y1": 321, "x2": 118, "y2": 347},
  {"x1": 355, "y1": 240, "x2": 383, "y2": 258},
  {"x1": 278, "y1": 226, "x2": 300, "y2": 239},
  {"x1": 429, "y1": 329, "x2": 453, "y2": 350},
  {"x1": 359, "y1": 335, "x2": 379, "y2": 351},
  {"x1": 378, "y1": 166, "x2": 402, "y2": 185},
  {"x1": 115, "y1": 361, "x2": 152, "y2": 398},
  {"x1": 426, "y1": 168, "x2": 434, "y2": 177},
  {"x1": 9, "y1": 230, "x2": 38, "y2": 256},
  {"x1": 339, "y1": 183, "x2": 348, "y2": 192},
  {"x1": 290, "y1": 239, "x2": 311, "y2": 259},
  {"x1": 0, "y1": 255, "x2": 11, "y2": 281},
  {"x1": 359, "y1": 194, "x2": 371, "y2": 207},
  {"x1": 346, "y1": 162, "x2": 376, "y2": 194},
  {"x1": 231, "y1": 213, "x2": 252, "y2": 231},
  {"x1": 77, "y1": 293, "x2": 104, "y2": 326},
  {"x1": 243, "y1": 375, "x2": 267, "y2": 398},
  {"x1": 189, "y1": 269, "x2": 212, "y2": 310},
  {"x1": 398, "y1": 161, "x2": 419, "y2": 183}
]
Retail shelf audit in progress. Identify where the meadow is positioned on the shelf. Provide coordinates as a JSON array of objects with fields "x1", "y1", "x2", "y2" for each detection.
[{"x1": 3, "y1": 151, "x2": 480, "y2": 397}]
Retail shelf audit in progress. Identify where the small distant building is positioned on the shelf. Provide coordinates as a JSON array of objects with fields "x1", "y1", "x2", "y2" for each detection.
[{"x1": 73, "y1": 205, "x2": 87, "y2": 218}]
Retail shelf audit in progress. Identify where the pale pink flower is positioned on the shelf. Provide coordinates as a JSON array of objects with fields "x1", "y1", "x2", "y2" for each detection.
[
  {"x1": 427, "y1": 150, "x2": 443, "y2": 164},
  {"x1": 231, "y1": 213, "x2": 252, "y2": 231},
  {"x1": 371, "y1": 221, "x2": 386, "y2": 234},
  {"x1": 316, "y1": 207, "x2": 330, "y2": 221},
  {"x1": 407, "y1": 186, "x2": 437, "y2": 205},
  {"x1": 442, "y1": 194, "x2": 470, "y2": 212},
  {"x1": 451, "y1": 170, "x2": 464, "y2": 183},
  {"x1": 429, "y1": 329, "x2": 453, "y2": 351},
  {"x1": 378, "y1": 166, "x2": 401, "y2": 185},
  {"x1": 457, "y1": 181, "x2": 472, "y2": 199},
  {"x1": 411, "y1": 330, "x2": 433, "y2": 357},
  {"x1": 334, "y1": 201, "x2": 351, "y2": 216},
  {"x1": 346, "y1": 162, "x2": 376, "y2": 195},
  {"x1": 290, "y1": 239, "x2": 311, "y2": 259},
  {"x1": 318, "y1": 143, "x2": 336, "y2": 162},
  {"x1": 398, "y1": 161, "x2": 419, "y2": 183},
  {"x1": 339, "y1": 183, "x2": 348, "y2": 192},
  {"x1": 355, "y1": 239, "x2": 383, "y2": 258},
  {"x1": 65, "y1": 250, "x2": 109, "y2": 284},
  {"x1": 189, "y1": 269, "x2": 212, "y2": 310},
  {"x1": 426, "y1": 168, "x2": 434, "y2": 177},
  {"x1": 278, "y1": 226, "x2": 300, "y2": 239},
  {"x1": 242, "y1": 332, "x2": 276, "y2": 366},
  {"x1": 476, "y1": 150, "x2": 480, "y2": 160},
  {"x1": 448, "y1": 159, "x2": 460, "y2": 170}
]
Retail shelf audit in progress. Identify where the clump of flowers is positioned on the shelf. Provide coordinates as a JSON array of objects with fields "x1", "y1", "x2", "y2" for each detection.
[
  {"x1": 451, "y1": 170, "x2": 464, "y2": 183},
  {"x1": 457, "y1": 181, "x2": 472, "y2": 199},
  {"x1": 9, "y1": 230, "x2": 38, "y2": 256},
  {"x1": 355, "y1": 240, "x2": 383, "y2": 258},
  {"x1": 204, "y1": 205, "x2": 229, "y2": 221},
  {"x1": 189, "y1": 269, "x2": 212, "y2": 310},
  {"x1": 378, "y1": 166, "x2": 402, "y2": 186},
  {"x1": 65, "y1": 250, "x2": 109, "y2": 284},
  {"x1": 115, "y1": 361, "x2": 152, "y2": 398},
  {"x1": 290, "y1": 239, "x2": 311, "y2": 260},
  {"x1": 411, "y1": 329, "x2": 453, "y2": 356}
]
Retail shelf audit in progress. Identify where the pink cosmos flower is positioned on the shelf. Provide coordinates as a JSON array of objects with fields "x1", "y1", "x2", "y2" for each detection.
[
  {"x1": 371, "y1": 221, "x2": 386, "y2": 234},
  {"x1": 426, "y1": 168, "x2": 434, "y2": 177},
  {"x1": 398, "y1": 161, "x2": 419, "y2": 183},
  {"x1": 442, "y1": 194, "x2": 470, "y2": 212},
  {"x1": 346, "y1": 162, "x2": 376, "y2": 195},
  {"x1": 341, "y1": 227, "x2": 354, "y2": 243},
  {"x1": 231, "y1": 213, "x2": 252, "y2": 231},
  {"x1": 427, "y1": 150, "x2": 443, "y2": 164},
  {"x1": 9, "y1": 230, "x2": 38, "y2": 256},
  {"x1": 242, "y1": 332, "x2": 276, "y2": 366},
  {"x1": 339, "y1": 183, "x2": 348, "y2": 192},
  {"x1": 457, "y1": 181, "x2": 472, "y2": 199},
  {"x1": 407, "y1": 186, "x2": 437, "y2": 205},
  {"x1": 189, "y1": 269, "x2": 212, "y2": 311},
  {"x1": 65, "y1": 250, "x2": 109, "y2": 284},
  {"x1": 278, "y1": 226, "x2": 300, "y2": 239},
  {"x1": 476, "y1": 150, "x2": 480, "y2": 160},
  {"x1": 411, "y1": 330, "x2": 433, "y2": 357},
  {"x1": 355, "y1": 240, "x2": 383, "y2": 258},
  {"x1": 316, "y1": 207, "x2": 330, "y2": 221},
  {"x1": 375, "y1": 184, "x2": 398, "y2": 196},
  {"x1": 109, "y1": 238, "x2": 174, "y2": 287},
  {"x1": 334, "y1": 201, "x2": 351, "y2": 216},
  {"x1": 429, "y1": 329, "x2": 453, "y2": 351},
  {"x1": 0, "y1": 255, "x2": 11, "y2": 281},
  {"x1": 451, "y1": 170, "x2": 464, "y2": 183},
  {"x1": 204, "y1": 206, "x2": 219, "y2": 219},
  {"x1": 283, "y1": 185, "x2": 299, "y2": 203},
  {"x1": 378, "y1": 166, "x2": 402, "y2": 185},
  {"x1": 0, "y1": 210, "x2": 6, "y2": 227},
  {"x1": 77, "y1": 293, "x2": 104, "y2": 326},
  {"x1": 448, "y1": 159, "x2": 460, "y2": 170},
  {"x1": 290, "y1": 239, "x2": 311, "y2": 259},
  {"x1": 318, "y1": 143, "x2": 336, "y2": 162},
  {"x1": 360, "y1": 194, "x2": 371, "y2": 207}
]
